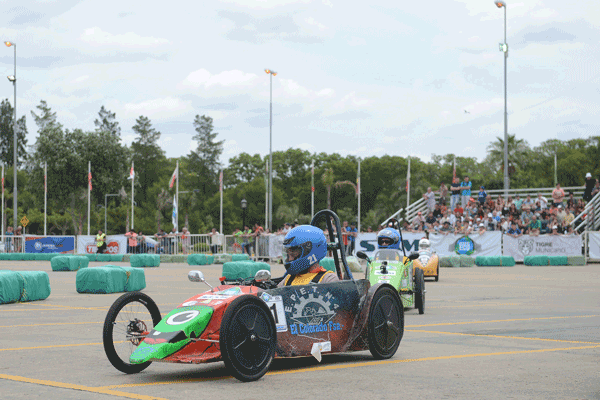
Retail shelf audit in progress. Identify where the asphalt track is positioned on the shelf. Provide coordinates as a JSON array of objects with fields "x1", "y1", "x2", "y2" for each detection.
[{"x1": 1, "y1": 260, "x2": 599, "y2": 400}]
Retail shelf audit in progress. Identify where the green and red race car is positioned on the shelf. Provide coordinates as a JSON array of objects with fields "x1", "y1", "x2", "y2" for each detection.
[{"x1": 103, "y1": 210, "x2": 404, "y2": 381}]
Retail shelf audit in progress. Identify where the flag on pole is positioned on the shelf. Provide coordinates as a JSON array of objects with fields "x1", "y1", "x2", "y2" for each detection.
[
  {"x1": 172, "y1": 195, "x2": 178, "y2": 230},
  {"x1": 169, "y1": 165, "x2": 178, "y2": 188},
  {"x1": 88, "y1": 171, "x2": 92, "y2": 191},
  {"x1": 128, "y1": 165, "x2": 135, "y2": 180}
]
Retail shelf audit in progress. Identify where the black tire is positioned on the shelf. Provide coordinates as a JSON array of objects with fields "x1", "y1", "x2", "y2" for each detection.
[
  {"x1": 103, "y1": 292, "x2": 161, "y2": 374},
  {"x1": 414, "y1": 268, "x2": 425, "y2": 314},
  {"x1": 434, "y1": 266, "x2": 439, "y2": 282},
  {"x1": 368, "y1": 285, "x2": 404, "y2": 359},
  {"x1": 220, "y1": 295, "x2": 277, "y2": 382}
]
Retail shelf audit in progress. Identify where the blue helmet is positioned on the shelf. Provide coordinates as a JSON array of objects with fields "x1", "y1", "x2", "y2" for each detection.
[
  {"x1": 377, "y1": 228, "x2": 400, "y2": 250},
  {"x1": 283, "y1": 225, "x2": 327, "y2": 275}
]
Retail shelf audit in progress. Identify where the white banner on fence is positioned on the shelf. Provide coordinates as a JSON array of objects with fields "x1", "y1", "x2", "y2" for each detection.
[
  {"x1": 586, "y1": 232, "x2": 600, "y2": 260},
  {"x1": 502, "y1": 235, "x2": 582, "y2": 261},
  {"x1": 77, "y1": 235, "x2": 128, "y2": 254},
  {"x1": 356, "y1": 232, "x2": 427, "y2": 257},
  {"x1": 428, "y1": 232, "x2": 502, "y2": 257}
]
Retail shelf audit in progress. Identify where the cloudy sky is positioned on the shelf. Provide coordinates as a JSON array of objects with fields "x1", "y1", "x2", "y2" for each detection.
[{"x1": 2, "y1": 0, "x2": 600, "y2": 165}]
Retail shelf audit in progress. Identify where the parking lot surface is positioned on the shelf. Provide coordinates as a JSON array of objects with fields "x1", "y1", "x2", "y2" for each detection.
[{"x1": 1, "y1": 261, "x2": 599, "y2": 399}]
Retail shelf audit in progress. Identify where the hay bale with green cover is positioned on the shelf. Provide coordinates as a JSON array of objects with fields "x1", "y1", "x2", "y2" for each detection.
[
  {"x1": 85, "y1": 254, "x2": 97, "y2": 262},
  {"x1": 222, "y1": 261, "x2": 270, "y2": 280},
  {"x1": 524, "y1": 255, "x2": 549, "y2": 266},
  {"x1": 103, "y1": 265, "x2": 146, "y2": 291},
  {"x1": 476, "y1": 256, "x2": 499, "y2": 266},
  {"x1": 567, "y1": 256, "x2": 586, "y2": 266},
  {"x1": 18, "y1": 271, "x2": 51, "y2": 302},
  {"x1": 548, "y1": 256, "x2": 568, "y2": 266},
  {"x1": 501, "y1": 256, "x2": 516, "y2": 266},
  {"x1": 130, "y1": 254, "x2": 160, "y2": 268},
  {"x1": 0, "y1": 270, "x2": 22, "y2": 304},
  {"x1": 206, "y1": 255, "x2": 215, "y2": 265},
  {"x1": 459, "y1": 255, "x2": 475, "y2": 268},
  {"x1": 232, "y1": 254, "x2": 250, "y2": 261},
  {"x1": 76, "y1": 267, "x2": 128, "y2": 294},
  {"x1": 187, "y1": 254, "x2": 207, "y2": 266},
  {"x1": 319, "y1": 257, "x2": 336, "y2": 272},
  {"x1": 51, "y1": 256, "x2": 87, "y2": 271},
  {"x1": 171, "y1": 255, "x2": 186, "y2": 263}
]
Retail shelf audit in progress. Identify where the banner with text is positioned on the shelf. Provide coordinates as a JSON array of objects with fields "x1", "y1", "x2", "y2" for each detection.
[
  {"x1": 77, "y1": 235, "x2": 128, "y2": 254},
  {"x1": 356, "y1": 232, "x2": 427, "y2": 257},
  {"x1": 428, "y1": 232, "x2": 502, "y2": 257},
  {"x1": 25, "y1": 236, "x2": 75, "y2": 253},
  {"x1": 503, "y1": 235, "x2": 582, "y2": 261},
  {"x1": 587, "y1": 232, "x2": 600, "y2": 260}
]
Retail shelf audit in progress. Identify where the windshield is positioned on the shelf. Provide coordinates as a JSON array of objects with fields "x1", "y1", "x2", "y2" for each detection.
[{"x1": 373, "y1": 249, "x2": 403, "y2": 261}]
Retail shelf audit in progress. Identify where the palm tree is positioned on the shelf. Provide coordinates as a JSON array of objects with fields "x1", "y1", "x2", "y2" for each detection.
[
  {"x1": 321, "y1": 168, "x2": 334, "y2": 209},
  {"x1": 486, "y1": 134, "x2": 531, "y2": 172},
  {"x1": 156, "y1": 188, "x2": 170, "y2": 232}
]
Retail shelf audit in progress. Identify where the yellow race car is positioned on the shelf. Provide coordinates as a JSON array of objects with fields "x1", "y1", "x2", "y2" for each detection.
[{"x1": 412, "y1": 238, "x2": 439, "y2": 282}]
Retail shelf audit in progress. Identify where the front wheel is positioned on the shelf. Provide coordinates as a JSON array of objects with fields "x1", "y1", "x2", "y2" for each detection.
[
  {"x1": 368, "y1": 285, "x2": 404, "y2": 359},
  {"x1": 434, "y1": 266, "x2": 439, "y2": 282},
  {"x1": 414, "y1": 268, "x2": 425, "y2": 314},
  {"x1": 103, "y1": 292, "x2": 162, "y2": 374},
  {"x1": 220, "y1": 295, "x2": 276, "y2": 382}
]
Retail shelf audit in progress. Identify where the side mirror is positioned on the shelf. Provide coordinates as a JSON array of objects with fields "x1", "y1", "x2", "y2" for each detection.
[
  {"x1": 254, "y1": 269, "x2": 271, "y2": 282},
  {"x1": 188, "y1": 270, "x2": 205, "y2": 282},
  {"x1": 408, "y1": 253, "x2": 420, "y2": 261},
  {"x1": 188, "y1": 270, "x2": 213, "y2": 289},
  {"x1": 356, "y1": 251, "x2": 368, "y2": 260}
]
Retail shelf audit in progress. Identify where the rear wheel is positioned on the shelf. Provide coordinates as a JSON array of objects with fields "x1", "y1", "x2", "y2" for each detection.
[
  {"x1": 414, "y1": 268, "x2": 425, "y2": 314},
  {"x1": 220, "y1": 295, "x2": 276, "y2": 382},
  {"x1": 103, "y1": 292, "x2": 161, "y2": 374},
  {"x1": 368, "y1": 286, "x2": 403, "y2": 359},
  {"x1": 434, "y1": 266, "x2": 439, "y2": 282}
]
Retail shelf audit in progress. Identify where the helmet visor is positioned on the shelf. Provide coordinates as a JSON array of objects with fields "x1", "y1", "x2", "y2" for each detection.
[
  {"x1": 378, "y1": 237, "x2": 393, "y2": 247},
  {"x1": 285, "y1": 246, "x2": 303, "y2": 263}
]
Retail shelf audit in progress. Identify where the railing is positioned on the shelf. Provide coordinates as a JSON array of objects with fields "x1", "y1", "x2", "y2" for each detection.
[
  {"x1": 571, "y1": 190, "x2": 600, "y2": 234},
  {"x1": 0, "y1": 235, "x2": 24, "y2": 253},
  {"x1": 406, "y1": 198, "x2": 429, "y2": 225},
  {"x1": 381, "y1": 208, "x2": 404, "y2": 227}
]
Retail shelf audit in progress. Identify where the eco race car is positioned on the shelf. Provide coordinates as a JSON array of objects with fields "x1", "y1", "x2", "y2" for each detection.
[
  {"x1": 412, "y1": 238, "x2": 439, "y2": 282},
  {"x1": 359, "y1": 219, "x2": 425, "y2": 314},
  {"x1": 103, "y1": 210, "x2": 404, "y2": 382}
]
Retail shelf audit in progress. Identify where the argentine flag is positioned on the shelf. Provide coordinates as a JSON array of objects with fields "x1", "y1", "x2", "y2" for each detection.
[{"x1": 172, "y1": 196, "x2": 178, "y2": 230}]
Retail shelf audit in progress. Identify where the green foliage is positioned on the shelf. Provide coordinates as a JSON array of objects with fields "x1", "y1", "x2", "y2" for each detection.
[{"x1": 0, "y1": 99, "x2": 27, "y2": 166}]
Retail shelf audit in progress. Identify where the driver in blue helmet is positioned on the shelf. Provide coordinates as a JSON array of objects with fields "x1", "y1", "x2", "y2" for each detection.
[
  {"x1": 278, "y1": 225, "x2": 340, "y2": 286},
  {"x1": 377, "y1": 228, "x2": 401, "y2": 250}
]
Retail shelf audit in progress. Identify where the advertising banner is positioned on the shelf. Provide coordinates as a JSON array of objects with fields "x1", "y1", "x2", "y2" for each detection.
[
  {"x1": 355, "y1": 232, "x2": 427, "y2": 257},
  {"x1": 77, "y1": 235, "x2": 128, "y2": 254},
  {"x1": 428, "y1": 232, "x2": 502, "y2": 257},
  {"x1": 502, "y1": 234, "x2": 582, "y2": 261},
  {"x1": 586, "y1": 232, "x2": 600, "y2": 260},
  {"x1": 25, "y1": 236, "x2": 75, "y2": 253}
]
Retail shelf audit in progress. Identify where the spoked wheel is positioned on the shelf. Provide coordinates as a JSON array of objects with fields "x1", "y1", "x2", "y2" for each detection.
[
  {"x1": 414, "y1": 268, "x2": 425, "y2": 314},
  {"x1": 103, "y1": 292, "x2": 161, "y2": 374},
  {"x1": 368, "y1": 285, "x2": 404, "y2": 359},
  {"x1": 220, "y1": 295, "x2": 276, "y2": 382}
]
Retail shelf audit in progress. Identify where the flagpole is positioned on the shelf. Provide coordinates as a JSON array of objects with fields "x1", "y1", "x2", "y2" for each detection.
[
  {"x1": 311, "y1": 160, "x2": 314, "y2": 218},
  {"x1": 264, "y1": 159, "x2": 268, "y2": 228},
  {"x1": 1, "y1": 164, "x2": 4, "y2": 239},
  {"x1": 131, "y1": 161, "x2": 134, "y2": 230},
  {"x1": 44, "y1": 162, "x2": 47, "y2": 236},
  {"x1": 176, "y1": 159, "x2": 179, "y2": 230},
  {"x1": 87, "y1": 161, "x2": 91, "y2": 235},
  {"x1": 357, "y1": 158, "x2": 361, "y2": 233},
  {"x1": 219, "y1": 169, "x2": 223, "y2": 234},
  {"x1": 406, "y1": 157, "x2": 411, "y2": 211}
]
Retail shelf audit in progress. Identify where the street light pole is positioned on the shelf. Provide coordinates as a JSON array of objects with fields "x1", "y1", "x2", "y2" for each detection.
[
  {"x1": 5, "y1": 41, "x2": 17, "y2": 230},
  {"x1": 495, "y1": 1, "x2": 509, "y2": 200},
  {"x1": 265, "y1": 69, "x2": 277, "y2": 231}
]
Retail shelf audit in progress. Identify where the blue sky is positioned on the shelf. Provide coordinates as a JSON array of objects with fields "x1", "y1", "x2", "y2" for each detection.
[{"x1": 2, "y1": 0, "x2": 600, "y2": 164}]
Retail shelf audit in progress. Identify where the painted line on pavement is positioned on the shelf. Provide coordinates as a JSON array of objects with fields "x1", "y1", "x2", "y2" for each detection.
[
  {"x1": 428, "y1": 303, "x2": 520, "y2": 309},
  {"x1": 406, "y1": 329, "x2": 600, "y2": 344},
  {"x1": 0, "y1": 341, "x2": 124, "y2": 352},
  {"x1": 406, "y1": 314, "x2": 599, "y2": 328},
  {"x1": 0, "y1": 373, "x2": 167, "y2": 400},
  {"x1": 97, "y1": 344, "x2": 600, "y2": 389}
]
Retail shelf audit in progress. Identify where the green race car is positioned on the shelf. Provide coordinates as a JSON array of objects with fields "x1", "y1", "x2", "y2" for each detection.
[{"x1": 358, "y1": 249, "x2": 425, "y2": 314}]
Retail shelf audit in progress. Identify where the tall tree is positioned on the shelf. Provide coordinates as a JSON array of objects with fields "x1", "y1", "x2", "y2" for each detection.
[
  {"x1": 0, "y1": 99, "x2": 28, "y2": 166},
  {"x1": 31, "y1": 100, "x2": 62, "y2": 134},
  {"x1": 485, "y1": 134, "x2": 531, "y2": 173},
  {"x1": 131, "y1": 115, "x2": 165, "y2": 201},
  {"x1": 187, "y1": 115, "x2": 224, "y2": 195},
  {"x1": 94, "y1": 105, "x2": 121, "y2": 137}
]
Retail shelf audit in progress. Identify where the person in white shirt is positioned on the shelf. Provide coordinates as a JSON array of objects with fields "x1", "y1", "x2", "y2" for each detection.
[{"x1": 537, "y1": 193, "x2": 548, "y2": 210}]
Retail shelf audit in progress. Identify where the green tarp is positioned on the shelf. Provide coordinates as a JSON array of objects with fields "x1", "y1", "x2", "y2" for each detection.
[
  {"x1": 231, "y1": 254, "x2": 250, "y2": 262},
  {"x1": 51, "y1": 256, "x2": 89, "y2": 271},
  {"x1": 548, "y1": 256, "x2": 568, "y2": 266},
  {"x1": 187, "y1": 254, "x2": 207, "y2": 266},
  {"x1": 206, "y1": 255, "x2": 215, "y2": 265},
  {"x1": 129, "y1": 254, "x2": 160, "y2": 268},
  {"x1": 102, "y1": 265, "x2": 146, "y2": 292},
  {"x1": 222, "y1": 261, "x2": 269, "y2": 280},
  {"x1": 475, "y1": 256, "x2": 515, "y2": 267},
  {"x1": 76, "y1": 267, "x2": 128, "y2": 294},
  {"x1": 459, "y1": 255, "x2": 475, "y2": 268},
  {"x1": 319, "y1": 258, "x2": 336, "y2": 272},
  {"x1": 0, "y1": 270, "x2": 22, "y2": 304},
  {"x1": 0, "y1": 270, "x2": 51, "y2": 304},
  {"x1": 567, "y1": 256, "x2": 586, "y2": 266},
  {"x1": 524, "y1": 255, "x2": 549, "y2": 266}
]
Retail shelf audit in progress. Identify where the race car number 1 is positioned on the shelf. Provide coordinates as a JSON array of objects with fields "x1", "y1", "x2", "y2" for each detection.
[{"x1": 265, "y1": 295, "x2": 287, "y2": 332}]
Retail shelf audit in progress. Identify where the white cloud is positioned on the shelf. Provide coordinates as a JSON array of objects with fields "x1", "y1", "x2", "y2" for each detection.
[
  {"x1": 122, "y1": 97, "x2": 193, "y2": 119},
  {"x1": 179, "y1": 69, "x2": 259, "y2": 89},
  {"x1": 304, "y1": 17, "x2": 327, "y2": 31},
  {"x1": 79, "y1": 27, "x2": 170, "y2": 47}
]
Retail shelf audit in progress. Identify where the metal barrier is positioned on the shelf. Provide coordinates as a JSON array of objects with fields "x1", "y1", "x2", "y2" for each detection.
[
  {"x1": 572, "y1": 190, "x2": 600, "y2": 234},
  {"x1": 0, "y1": 234, "x2": 24, "y2": 253}
]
